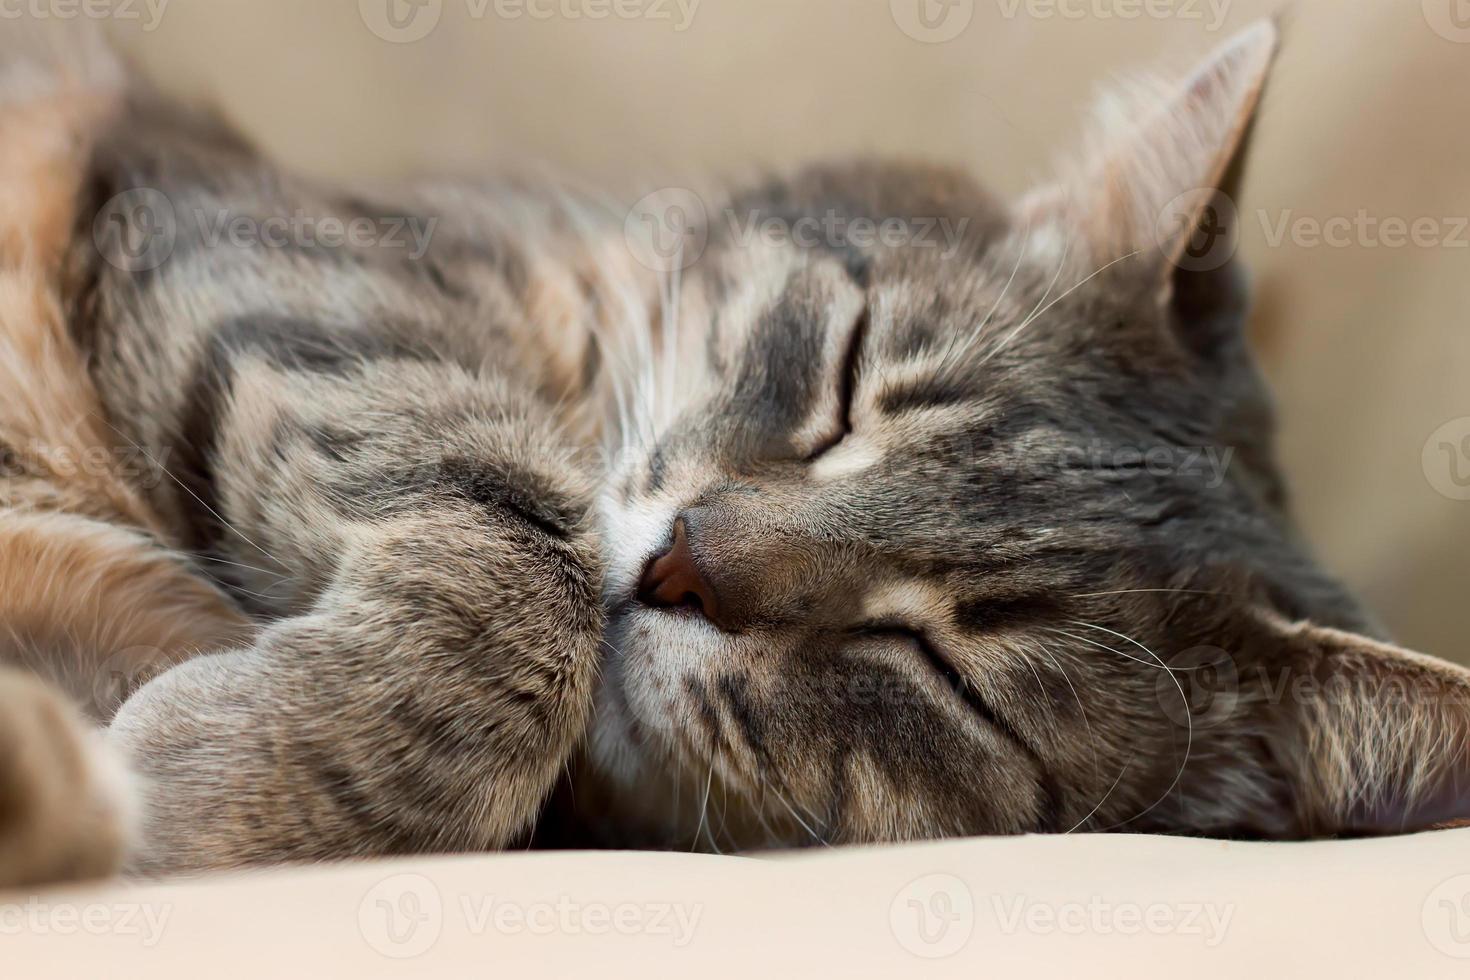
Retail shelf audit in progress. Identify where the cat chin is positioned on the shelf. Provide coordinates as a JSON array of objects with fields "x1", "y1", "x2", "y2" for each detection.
[{"x1": 580, "y1": 608, "x2": 778, "y2": 850}]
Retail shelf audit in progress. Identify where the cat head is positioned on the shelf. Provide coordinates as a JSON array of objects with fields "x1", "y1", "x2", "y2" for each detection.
[{"x1": 584, "y1": 22, "x2": 1470, "y2": 847}]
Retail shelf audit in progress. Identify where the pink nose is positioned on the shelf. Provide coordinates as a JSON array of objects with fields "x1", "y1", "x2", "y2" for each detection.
[{"x1": 637, "y1": 518, "x2": 724, "y2": 627}]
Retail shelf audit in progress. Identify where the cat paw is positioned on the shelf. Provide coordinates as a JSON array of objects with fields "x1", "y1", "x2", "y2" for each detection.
[{"x1": 0, "y1": 670, "x2": 133, "y2": 889}]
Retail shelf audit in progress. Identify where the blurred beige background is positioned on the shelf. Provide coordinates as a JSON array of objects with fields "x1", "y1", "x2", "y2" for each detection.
[{"x1": 100, "y1": 0, "x2": 1469, "y2": 662}]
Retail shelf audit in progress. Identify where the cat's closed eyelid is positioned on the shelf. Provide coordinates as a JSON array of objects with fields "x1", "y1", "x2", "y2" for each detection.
[
  {"x1": 802, "y1": 306, "x2": 870, "y2": 462},
  {"x1": 858, "y1": 623, "x2": 1040, "y2": 760}
]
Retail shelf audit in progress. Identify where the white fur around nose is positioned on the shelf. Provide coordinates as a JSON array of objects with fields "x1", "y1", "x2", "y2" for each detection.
[{"x1": 599, "y1": 491, "x2": 678, "y2": 602}]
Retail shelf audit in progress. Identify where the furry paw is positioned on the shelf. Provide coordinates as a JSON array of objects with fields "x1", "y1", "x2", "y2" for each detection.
[{"x1": 0, "y1": 669, "x2": 132, "y2": 889}]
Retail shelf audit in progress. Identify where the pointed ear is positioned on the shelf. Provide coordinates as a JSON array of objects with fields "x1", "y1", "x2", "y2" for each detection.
[
  {"x1": 1180, "y1": 611, "x2": 1470, "y2": 838},
  {"x1": 1021, "y1": 20, "x2": 1278, "y2": 275},
  {"x1": 1267, "y1": 617, "x2": 1470, "y2": 835}
]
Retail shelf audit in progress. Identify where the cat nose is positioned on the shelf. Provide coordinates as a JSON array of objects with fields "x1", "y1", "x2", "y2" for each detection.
[{"x1": 637, "y1": 517, "x2": 726, "y2": 629}]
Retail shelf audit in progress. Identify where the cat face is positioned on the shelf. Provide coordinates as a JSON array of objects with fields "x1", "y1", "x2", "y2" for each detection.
[{"x1": 583, "y1": 23, "x2": 1470, "y2": 847}]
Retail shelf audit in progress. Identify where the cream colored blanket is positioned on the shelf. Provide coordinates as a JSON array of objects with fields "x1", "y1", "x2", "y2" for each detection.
[{"x1": 7, "y1": 831, "x2": 1470, "y2": 978}]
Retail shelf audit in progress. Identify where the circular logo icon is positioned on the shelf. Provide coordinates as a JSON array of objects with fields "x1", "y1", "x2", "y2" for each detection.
[
  {"x1": 1156, "y1": 646, "x2": 1240, "y2": 731},
  {"x1": 890, "y1": 873, "x2": 975, "y2": 959},
  {"x1": 1424, "y1": 0, "x2": 1470, "y2": 43},
  {"x1": 91, "y1": 648, "x2": 172, "y2": 718},
  {"x1": 624, "y1": 188, "x2": 709, "y2": 273},
  {"x1": 92, "y1": 187, "x2": 177, "y2": 274},
  {"x1": 1423, "y1": 874, "x2": 1470, "y2": 958},
  {"x1": 1423, "y1": 418, "x2": 1470, "y2": 501},
  {"x1": 358, "y1": 873, "x2": 444, "y2": 959},
  {"x1": 1156, "y1": 189, "x2": 1239, "y2": 272},
  {"x1": 890, "y1": 0, "x2": 975, "y2": 44},
  {"x1": 359, "y1": 0, "x2": 444, "y2": 43}
]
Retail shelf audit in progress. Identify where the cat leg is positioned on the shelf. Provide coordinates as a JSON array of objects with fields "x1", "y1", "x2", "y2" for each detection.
[
  {"x1": 108, "y1": 358, "x2": 605, "y2": 874},
  {"x1": 0, "y1": 669, "x2": 133, "y2": 889}
]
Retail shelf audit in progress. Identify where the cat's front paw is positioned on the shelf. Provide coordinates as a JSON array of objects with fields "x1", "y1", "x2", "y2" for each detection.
[{"x1": 0, "y1": 670, "x2": 133, "y2": 889}]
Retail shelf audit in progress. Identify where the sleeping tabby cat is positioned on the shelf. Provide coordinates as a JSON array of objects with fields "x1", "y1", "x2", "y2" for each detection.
[{"x1": 4, "y1": 21, "x2": 1469, "y2": 883}]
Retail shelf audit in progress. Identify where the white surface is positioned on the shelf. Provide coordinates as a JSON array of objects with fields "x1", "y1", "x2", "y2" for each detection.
[{"x1": 6, "y1": 831, "x2": 1470, "y2": 978}]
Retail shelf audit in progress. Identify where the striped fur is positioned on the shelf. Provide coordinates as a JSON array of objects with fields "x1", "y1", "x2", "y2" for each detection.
[
  {"x1": 3, "y1": 22, "x2": 1467, "y2": 882},
  {"x1": 578, "y1": 23, "x2": 1470, "y2": 847},
  {"x1": 0, "y1": 34, "x2": 248, "y2": 889}
]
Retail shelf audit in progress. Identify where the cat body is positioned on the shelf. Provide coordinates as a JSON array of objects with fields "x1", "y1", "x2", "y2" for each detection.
[
  {"x1": 0, "y1": 37, "x2": 246, "y2": 888},
  {"x1": 2, "y1": 22, "x2": 1468, "y2": 883}
]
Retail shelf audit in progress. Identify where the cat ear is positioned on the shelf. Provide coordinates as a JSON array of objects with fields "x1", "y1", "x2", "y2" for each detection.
[
  {"x1": 1182, "y1": 611, "x2": 1470, "y2": 838},
  {"x1": 1020, "y1": 20, "x2": 1278, "y2": 277}
]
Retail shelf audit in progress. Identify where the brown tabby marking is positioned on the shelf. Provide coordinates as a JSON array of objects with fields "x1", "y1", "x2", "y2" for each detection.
[{"x1": 0, "y1": 49, "x2": 248, "y2": 890}]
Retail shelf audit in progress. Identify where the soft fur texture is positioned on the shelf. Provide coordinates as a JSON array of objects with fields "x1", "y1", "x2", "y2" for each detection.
[
  {"x1": 2, "y1": 23, "x2": 1468, "y2": 883},
  {"x1": 0, "y1": 32, "x2": 248, "y2": 889},
  {"x1": 575, "y1": 22, "x2": 1470, "y2": 847}
]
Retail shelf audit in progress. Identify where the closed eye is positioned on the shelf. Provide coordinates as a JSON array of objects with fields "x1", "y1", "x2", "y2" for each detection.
[
  {"x1": 858, "y1": 623, "x2": 968, "y2": 700},
  {"x1": 804, "y1": 305, "x2": 869, "y2": 461},
  {"x1": 858, "y1": 623, "x2": 1024, "y2": 743}
]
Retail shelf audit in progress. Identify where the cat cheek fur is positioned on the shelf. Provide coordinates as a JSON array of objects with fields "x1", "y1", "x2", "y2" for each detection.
[{"x1": 589, "y1": 20, "x2": 1470, "y2": 844}]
